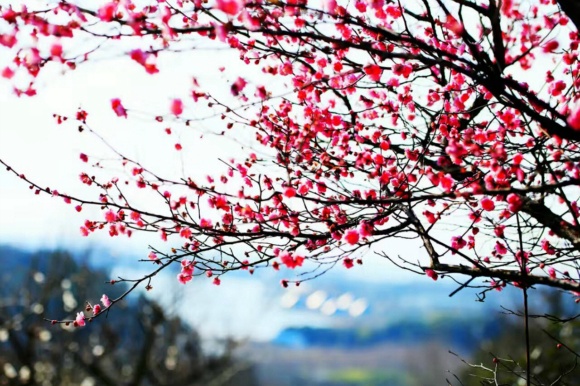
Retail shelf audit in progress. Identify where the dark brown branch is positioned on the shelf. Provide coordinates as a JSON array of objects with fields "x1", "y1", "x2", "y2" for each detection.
[{"x1": 431, "y1": 263, "x2": 580, "y2": 292}]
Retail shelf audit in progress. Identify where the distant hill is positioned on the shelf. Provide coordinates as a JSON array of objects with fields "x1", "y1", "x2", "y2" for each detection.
[{"x1": 274, "y1": 316, "x2": 500, "y2": 354}]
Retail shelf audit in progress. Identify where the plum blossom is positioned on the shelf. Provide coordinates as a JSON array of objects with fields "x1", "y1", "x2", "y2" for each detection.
[
  {"x1": 343, "y1": 257, "x2": 354, "y2": 269},
  {"x1": 170, "y1": 98, "x2": 183, "y2": 116},
  {"x1": 75, "y1": 312, "x2": 86, "y2": 327},
  {"x1": 280, "y1": 251, "x2": 305, "y2": 269},
  {"x1": 445, "y1": 15, "x2": 464, "y2": 35},
  {"x1": 111, "y1": 98, "x2": 127, "y2": 118},
  {"x1": 364, "y1": 64, "x2": 382, "y2": 82},
  {"x1": 104, "y1": 209, "x2": 118, "y2": 223},
  {"x1": 481, "y1": 198, "x2": 495, "y2": 211},
  {"x1": 101, "y1": 294, "x2": 111, "y2": 307},
  {"x1": 178, "y1": 259, "x2": 194, "y2": 284},
  {"x1": 425, "y1": 269, "x2": 438, "y2": 281},
  {"x1": 97, "y1": 2, "x2": 117, "y2": 21},
  {"x1": 344, "y1": 229, "x2": 360, "y2": 245},
  {"x1": 216, "y1": 0, "x2": 243, "y2": 15},
  {"x1": 568, "y1": 102, "x2": 580, "y2": 130}
]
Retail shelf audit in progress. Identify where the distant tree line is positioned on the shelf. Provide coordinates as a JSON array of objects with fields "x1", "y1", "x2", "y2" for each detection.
[{"x1": 0, "y1": 248, "x2": 255, "y2": 386}]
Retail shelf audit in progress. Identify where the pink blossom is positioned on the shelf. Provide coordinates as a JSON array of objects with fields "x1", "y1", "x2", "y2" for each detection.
[
  {"x1": 130, "y1": 49, "x2": 147, "y2": 65},
  {"x1": 507, "y1": 193, "x2": 522, "y2": 212},
  {"x1": 200, "y1": 218, "x2": 213, "y2": 228},
  {"x1": 50, "y1": 43, "x2": 63, "y2": 58},
  {"x1": 231, "y1": 77, "x2": 247, "y2": 96},
  {"x1": 445, "y1": 16, "x2": 464, "y2": 35},
  {"x1": 130, "y1": 49, "x2": 159, "y2": 74},
  {"x1": 101, "y1": 294, "x2": 112, "y2": 307},
  {"x1": 393, "y1": 63, "x2": 413, "y2": 78},
  {"x1": 543, "y1": 40, "x2": 559, "y2": 53},
  {"x1": 284, "y1": 187, "x2": 297, "y2": 198},
  {"x1": 495, "y1": 241, "x2": 508, "y2": 255},
  {"x1": 344, "y1": 229, "x2": 360, "y2": 245},
  {"x1": 97, "y1": 2, "x2": 117, "y2": 21},
  {"x1": 93, "y1": 304, "x2": 101, "y2": 315},
  {"x1": 364, "y1": 64, "x2": 382, "y2": 82},
  {"x1": 343, "y1": 257, "x2": 354, "y2": 269},
  {"x1": 481, "y1": 198, "x2": 495, "y2": 211},
  {"x1": 104, "y1": 209, "x2": 117, "y2": 223},
  {"x1": 111, "y1": 98, "x2": 127, "y2": 118},
  {"x1": 180, "y1": 227, "x2": 192, "y2": 238},
  {"x1": 216, "y1": 0, "x2": 242, "y2": 15},
  {"x1": 178, "y1": 272, "x2": 193, "y2": 284},
  {"x1": 0, "y1": 32, "x2": 16, "y2": 49},
  {"x1": 178, "y1": 259, "x2": 194, "y2": 284},
  {"x1": 425, "y1": 269, "x2": 438, "y2": 281},
  {"x1": 1, "y1": 66, "x2": 14, "y2": 79},
  {"x1": 439, "y1": 174, "x2": 453, "y2": 192},
  {"x1": 568, "y1": 102, "x2": 580, "y2": 130},
  {"x1": 170, "y1": 98, "x2": 183, "y2": 116},
  {"x1": 75, "y1": 312, "x2": 86, "y2": 327},
  {"x1": 280, "y1": 251, "x2": 305, "y2": 269}
]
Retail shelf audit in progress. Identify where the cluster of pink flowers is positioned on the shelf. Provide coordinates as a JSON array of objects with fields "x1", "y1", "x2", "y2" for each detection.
[
  {"x1": 74, "y1": 294, "x2": 112, "y2": 327},
  {"x1": 177, "y1": 259, "x2": 194, "y2": 284}
]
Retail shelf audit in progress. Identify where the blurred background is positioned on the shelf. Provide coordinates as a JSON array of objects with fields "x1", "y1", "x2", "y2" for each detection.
[{"x1": 1, "y1": 244, "x2": 578, "y2": 386}]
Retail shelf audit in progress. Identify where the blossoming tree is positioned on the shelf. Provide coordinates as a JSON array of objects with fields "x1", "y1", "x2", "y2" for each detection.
[{"x1": 1, "y1": 0, "x2": 580, "y2": 328}]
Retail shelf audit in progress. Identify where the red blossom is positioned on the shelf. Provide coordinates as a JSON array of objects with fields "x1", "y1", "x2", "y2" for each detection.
[
  {"x1": 507, "y1": 193, "x2": 523, "y2": 212},
  {"x1": 343, "y1": 257, "x2": 354, "y2": 269},
  {"x1": 170, "y1": 98, "x2": 183, "y2": 116},
  {"x1": 542, "y1": 40, "x2": 559, "y2": 52},
  {"x1": 111, "y1": 98, "x2": 127, "y2": 118},
  {"x1": 75, "y1": 312, "x2": 85, "y2": 327},
  {"x1": 364, "y1": 64, "x2": 382, "y2": 82},
  {"x1": 1, "y1": 67, "x2": 14, "y2": 79},
  {"x1": 216, "y1": 0, "x2": 242, "y2": 15},
  {"x1": 97, "y1": 2, "x2": 117, "y2": 21},
  {"x1": 284, "y1": 187, "x2": 297, "y2": 198},
  {"x1": 101, "y1": 294, "x2": 112, "y2": 307},
  {"x1": 393, "y1": 63, "x2": 413, "y2": 78},
  {"x1": 344, "y1": 229, "x2": 360, "y2": 245},
  {"x1": 280, "y1": 251, "x2": 305, "y2": 269},
  {"x1": 445, "y1": 16, "x2": 464, "y2": 35},
  {"x1": 425, "y1": 269, "x2": 438, "y2": 281},
  {"x1": 481, "y1": 198, "x2": 495, "y2": 211},
  {"x1": 231, "y1": 77, "x2": 247, "y2": 96},
  {"x1": 104, "y1": 210, "x2": 118, "y2": 223},
  {"x1": 568, "y1": 103, "x2": 580, "y2": 130}
]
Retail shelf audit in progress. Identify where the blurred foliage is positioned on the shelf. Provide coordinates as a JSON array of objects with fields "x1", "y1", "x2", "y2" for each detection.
[
  {"x1": 458, "y1": 290, "x2": 579, "y2": 386},
  {"x1": 0, "y1": 247, "x2": 254, "y2": 386}
]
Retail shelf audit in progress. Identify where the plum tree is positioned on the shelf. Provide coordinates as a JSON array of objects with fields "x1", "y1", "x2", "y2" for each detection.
[{"x1": 0, "y1": 0, "x2": 579, "y2": 327}]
